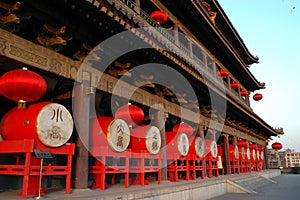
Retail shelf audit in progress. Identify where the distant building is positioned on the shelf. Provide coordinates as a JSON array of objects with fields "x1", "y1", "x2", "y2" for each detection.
[
  {"x1": 266, "y1": 148, "x2": 285, "y2": 168},
  {"x1": 285, "y1": 149, "x2": 300, "y2": 167}
]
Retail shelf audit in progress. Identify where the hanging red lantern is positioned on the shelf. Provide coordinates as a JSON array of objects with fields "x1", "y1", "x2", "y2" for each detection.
[
  {"x1": 217, "y1": 69, "x2": 228, "y2": 77},
  {"x1": 272, "y1": 142, "x2": 283, "y2": 150},
  {"x1": 240, "y1": 90, "x2": 248, "y2": 96},
  {"x1": 0, "y1": 67, "x2": 47, "y2": 107},
  {"x1": 150, "y1": 10, "x2": 168, "y2": 24},
  {"x1": 253, "y1": 93, "x2": 263, "y2": 101},
  {"x1": 237, "y1": 140, "x2": 247, "y2": 147},
  {"x1": 230, "y1": 82, "x2": 239, "y2": 89},
  {"x1": 172, "y1": 122, "x2": 194, "y2": 137},
  {"x1": 115, "y1": 103, "x2": 144, "y2": 126},
  {"x1": 249, "y1": 143, "x2": 257, "y2": 149}
]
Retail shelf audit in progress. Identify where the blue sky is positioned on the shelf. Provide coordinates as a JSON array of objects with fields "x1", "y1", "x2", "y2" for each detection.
[{"x1": 218, "y1": 0, "x2": 300, "y2": 151}]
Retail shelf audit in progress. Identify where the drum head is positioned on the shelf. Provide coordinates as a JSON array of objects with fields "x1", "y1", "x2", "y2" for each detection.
[
  {"x1": 107, "y1": 119, "x2": 130, "y2": 152},
  {"x1": 261, "y1": 151, "x2": 264, "y2": 160},
  {"x1": 252, "y1": 149, "x2": 256, "y2": 160},
  {"x1": 195, "y1": 137, "x2": 205, "y2": 157},
  {"x1": 177, "y1": 133, "x2": 189, "y2": 156},
  {"x1": 210, "y1": 140, "x2": 218, "y2": 158},
  {"x1": 234, "y1": 145, "x2": 239, "y2": 159},
  {"x1": 241, "y1": 147, "x2": 245, "y2": 159},
  {"x1": 145, "y1": 126, "x2": 161, "y2": 154},
  {"x1": 36, "y1": 103, "x2": 73, "y2": 147},
  {"x1": 246, "y1": 147, "x2": 251, "y2": 160}
]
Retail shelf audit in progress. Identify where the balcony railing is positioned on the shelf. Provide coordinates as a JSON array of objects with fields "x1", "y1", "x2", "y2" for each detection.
[{"x1": 119, "y1": 0, "x2": 250, "y2": 109}]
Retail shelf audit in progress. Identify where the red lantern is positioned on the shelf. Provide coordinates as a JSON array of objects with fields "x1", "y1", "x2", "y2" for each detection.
[
  {"x1": 150, "y1": 10, "x2": 168, "y2": 24},
  {"x1": 172, "y1": 122, "x2": 194, "y2": 138},
  {"x1": 237, "y1": 140, "x2": 247, "y2": 147},
  {"x1": 253, "y1": 93, "x2": 263, "y2": 101},
  {"x1": 240, "y1": 90, "x2": 248, "y2": 96},
  {"x1": 249, "y1": 143, "x2": 257, "y2": 149},
  {"x1": 272, "y1": 142, "x2": 283, "y2": 150},
  {"x1": 230, "y1": 82, "x2": 239, "y2": 89},
  {"x1": 0, "y1": 67, "x2": 47, "y2": 106},
  {"x1": 217, "y1": 70, "x2": 228, "y2": 77},
  {"x1": 115, "y1": 103, "x2": 144, "y2": 126}
]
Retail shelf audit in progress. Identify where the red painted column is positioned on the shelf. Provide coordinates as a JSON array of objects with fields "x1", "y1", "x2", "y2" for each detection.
[
  {"x1": 73, "y1": 71, "x2": 91, "y2": 189},
  {"x1": 153, "y1": 105, "x2": 168, "y2": 181},
  {"x1": 224, "y1": 134, "x2": 231, "y2": 175}
]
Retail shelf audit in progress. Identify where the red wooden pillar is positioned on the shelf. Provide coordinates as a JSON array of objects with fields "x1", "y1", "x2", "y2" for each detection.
[
  {"x1": 263, "y1": 145, "x2": 269, "y2": 169},
  {"x1": 223, "y1": 134, "x2": 231, "y2": 175},
  {"x1": 73, "y1": 71, "x2": 91, "y2": 189},
  {"x1": 232, "y1": 136, "x2": 239, "y2": 173},
  {"x1": 208, "y1": 129, "x2": 218, "y2": 177},
  {"x1": 197, "y1": 123, "x2": 205, "y2": 179},
  {"x1": 153, "y1": 105, "x2": 167, "y2": 181}
]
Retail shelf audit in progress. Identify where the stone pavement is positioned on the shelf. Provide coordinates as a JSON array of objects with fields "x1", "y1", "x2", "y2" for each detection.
[
  {"x1": 209, "y1": 174, "x2": 300, "y2": 200},
  {"x1": 0, "y1": 170, "x2": 285, "y2": 200}
]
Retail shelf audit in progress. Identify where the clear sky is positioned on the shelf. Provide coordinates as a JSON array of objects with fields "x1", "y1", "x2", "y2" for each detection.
[{"x1": 218, "y1": 0, "x2": 300, "y2": 151}]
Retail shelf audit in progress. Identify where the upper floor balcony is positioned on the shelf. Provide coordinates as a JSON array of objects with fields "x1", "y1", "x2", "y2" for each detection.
[{"x1": 116, "y1": 0, "x2": 251, "y2": 111}]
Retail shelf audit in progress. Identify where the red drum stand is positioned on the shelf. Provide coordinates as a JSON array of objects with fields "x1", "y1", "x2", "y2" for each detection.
[
  {"x1": 129, "y1": 151, "x2": 162, "y2": 185},
  {"x1": 0, "y1": 139, "x2": 75, "y2": 198},
  {"x1": 89, "y1": 146, "x2": 130, "y2": 190}
]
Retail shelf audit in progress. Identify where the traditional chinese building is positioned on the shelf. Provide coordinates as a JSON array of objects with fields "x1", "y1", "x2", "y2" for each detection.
[{"x1": 0, "y1": 0, "x2": 283, "y2": 198}]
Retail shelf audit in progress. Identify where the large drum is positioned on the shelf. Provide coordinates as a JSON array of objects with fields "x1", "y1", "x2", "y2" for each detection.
[
  {"x1": 239, "y1": 146, "x2": 246, "y2": 160},
  {"x1": 251, "y1": 148, "x2": 256, "y2": 160},
  {"x1": 246, "y1": 147, "x2": 251, "y2": 160},
  {"x1": 260, "y1": 151, "x2": 264, "y2": 160},
  {"x1": 189, "y1": 137, "x2": 205, "y2": 157},
  {"x1": 205, "y1": 140, "x2": 218, "y2": 158},
  {"x1": 0, "y1": 102, "x2": 73, "y2": 147},
  {"x1": 130, "y1": 125, "x2": 161, "y2": 154},
  {"x1": 217, "y1": 145, "x2": 225, "y2": 162},
  {"x1": 172, "y1": 122, "x2": 194, "y2": 139},
  {"x1": 166, "y1": 131, "x2": 189, "y2": 157},
  {"x1": 229, "y1": 144, "x2": 239, "y2": 159},
  {"x1": 90, "y1": 116, "x2": 130, "y2": 152}
]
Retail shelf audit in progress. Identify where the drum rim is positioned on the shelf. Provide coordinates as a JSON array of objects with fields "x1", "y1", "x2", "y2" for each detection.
[
  {"x1": 246, "y1": 147, "x2": 251, "y2": 160},
  {"x1": 195, "y1": 137, "x2": 205, "y2": 157},
  {"x1": 145, "y1": 126, "x2": 161, "y2": 155},
  {"x1": 234, "y1": 144, "x2": 239, "y2": 159},
  {"x1": 36, "y1": 103, "x2": 73, "y2": 147},
  {"x1": 252, "y1": 149, "x2": 256, "y2": 160},
  {"x1": 177, "y1": 133, "x2": 189, "y2": 156},
  {"x1": 107, "y1": 118, "x2": 130, "y2": 152},
  {"x1": 241, "y1": 147, "x2": 245, "y2": 159},
  {"x1": 210, "y1": 140, "x2": 218, "y2": 158}
]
